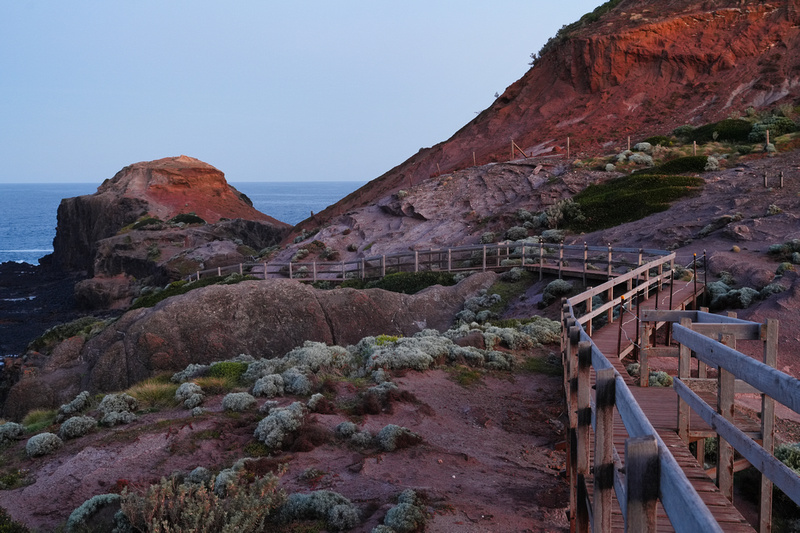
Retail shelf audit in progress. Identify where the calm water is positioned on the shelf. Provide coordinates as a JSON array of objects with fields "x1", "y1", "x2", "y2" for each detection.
[{"x1": 0, "y1": 181, "x2": 364, "y2": 265}]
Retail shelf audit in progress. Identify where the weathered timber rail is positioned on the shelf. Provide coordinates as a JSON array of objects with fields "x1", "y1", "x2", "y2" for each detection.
[
  {"x1": 187, "y1": 242, "x2": 673, "y2": 283},
  {"x1": 562, "y1": 253, "x2": 800, "y2": 532}
]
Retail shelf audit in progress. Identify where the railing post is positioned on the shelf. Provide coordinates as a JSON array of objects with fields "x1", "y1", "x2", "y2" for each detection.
[
  {"x1": 381, "y1": 255, "x2": 386, "y2": 278},
  {"x1": 312, "y1": 262, "x2": 317, "y2": 282},
  {"x1": 677, "y1": 317, "x2": 692, "y2": 441},
  {"x1": 447, "y1": 249, "x2": 451, "y2": 272},
  {"x1": 582, "y1": 242, "x2": 588, "y2": 285},
  {"x1": 415, "y1": 251, "x2": 419, "y2": 273},
  {"x1": 239, "y1": 263, "x2": 243, "y2": 276},
  {"x1": 566, "y1": 323, "x2": 581, "y2": 533},
  {"x1": 360, "y1": 258, "x2": 365, "y2": 280},
  {"x1": 607, "y1": 244, "x2": 613, "y2": 278},
  {"x1": 521, "y1": 244, "x2": 526, "y2": 266},
  {"x1": 341, "y1": 261, "x2": 345, "y2": 281},
  {"x1": 482, "y1": 245, "x2": 487, "y2": 272},
  {"x1": 559, "y1": 244, "x2": 564, "y2": 279},
  {"x1": 196, "y1": 270, "x2": 200, "y2": 281},
  {"x1": 218, "y1": 266, "x2": 222, "y2": 277},
  {"x1": 263, "y1": 262, "x2": 267, "y2": 280},
  {"x1": 576, "y1": 341, "x2": 592, "y2": 532},
  {"x1": 625, "y1": 435, "x2": 659, "y2": 532},
  {"x1": 594, "y1": 367, "x2": 616, "y2": 533},
  {"x1": 617, "y1": 295, "x2": 625, "y2": 358},
  {"x1": 585, "y1": 288, "x2": 593, "y2": 337},
  {"x1": 288, "y1": 262, "x2": 293, "y2": 279},
  {"x1": 717, "y1": 331, "x2": 736, "y2": 502},
  {"x1": 760, "y1": 318, "x2": 778, "y2": 533},
  {"x1": 692, "y1": 253, "x2": 698, "y2": 310}
]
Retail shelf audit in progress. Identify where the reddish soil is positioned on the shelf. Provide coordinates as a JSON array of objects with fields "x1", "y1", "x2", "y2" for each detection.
[{"x1": 0, "y1": 356, "x2": 569, "y2": 532}]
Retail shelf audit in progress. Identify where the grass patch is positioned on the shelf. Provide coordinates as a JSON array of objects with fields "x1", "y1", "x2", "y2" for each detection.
[
  {"x1": 194, "y1": 376, "x2": 239, "y2": 394},
  {"x1": 130, "y1": 274, "x2": 257, "y2": 310},
  {"x1": 0, "y1": 506, "x2": 30, "y2": 532},
  {"x1": 125, "y1": 377, "x2": 179, "y2": 411},
  {"x1": 521, "y1": 356, "x2": 563, "y2": 377},
  {"x1": 207, "y1": 361, "x2": 249, "y2": 383},
  {"x1": 21, "y1": 409, "x2": 57, "y2": 433},
  {"x1": 677, "y1": 118, "x2": 753, "y2": 144},
  {"x1": 569, "y1": 174, "x2": 703, "y2": 232},
  {"x1": 451, "y1": 366, "x2": 482, "y2": 387},
  {"x1": 640, "y1": 155, "x2": 709, "y2": 175},
  {"x1": 27, "y1": 316, "x2": 110, "y2": 354},
  {"x1": 0, "y1": 469, "x2": 30, "y2": 490},
  {"x1": 485, "y1": 270, "x2": 536, "y2": 315}
]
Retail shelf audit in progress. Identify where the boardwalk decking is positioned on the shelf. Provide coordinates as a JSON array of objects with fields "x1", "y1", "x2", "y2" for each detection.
[{"x1": 584, "y1": 280, "x2": 757, "y2": 532}]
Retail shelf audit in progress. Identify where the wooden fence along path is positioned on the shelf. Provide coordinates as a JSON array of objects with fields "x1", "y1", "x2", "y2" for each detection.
[
  {"x1": 195, "y1": 241, "x2": 800, "y2": 531},
  {"x1": 562, "y1": 252, "x2": 800, "y2": 532}
]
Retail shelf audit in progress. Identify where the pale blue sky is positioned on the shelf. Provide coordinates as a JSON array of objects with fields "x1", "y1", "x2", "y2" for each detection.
[{"x1": 0, "y1": 1, "x2": 601, "y2": 183}]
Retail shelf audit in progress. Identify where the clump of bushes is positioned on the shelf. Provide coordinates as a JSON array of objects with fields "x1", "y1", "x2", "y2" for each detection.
[
  {"x1": 749, "y1": 115, "x2": 797, "y2": 142},
  {"x1": 207, "y1": 361, "x2": 249, "y2": 384},
  {"x1": 569, "y1": 174, "x2": 703, "y2": 232},
  {"x1": 253, "y1": 374, "x2": 284, "y2": 398},
  {"x1": 341, "y1": 271, "x2": 457, "y2": 294},
  {"x1": 675, "y1": 119, "x2": 753, "y2": 143},
  {"x1": 65, "y1": 494, "x2": 123, "y2": 533},
  {"x1": 98, "y1": 393, "x2": 138, "y2": 426},
  {"x1": 278, "y1": 490, "x2": 360, "y2": 531},
  {"x1": 175, "y1": 382, "x2": 205, "y2": 409},
  {"x1": 168, "y1": 213, "x2": 206, "y2": 225},
  {"x1": 253, "y1": 402, "x2": 306, "y2": 449},
  {"x1": 376, "y1": 424, "x2": 422, "y2": 452},
  {"x1": 0, "y1": 422, "x2": 24, "y2": 446},
  {"x1": 381, "y1": 489, "x2": 427, "y2": 533},
  {"x1": 56, "y1": 391, "x2": 91, "y2": 422},
  {"x1": 21, "y1": 409, "x2": 57, "y2": 433},
  {"x1": 0, "y1": 506, "x2": 30, "y2": 532},
  {"x1": 131, "y1": 274, "x2": 256, "y2": 310},
  {"x1": 125, "y1": 377, "x2": 179, "y2": 410}
]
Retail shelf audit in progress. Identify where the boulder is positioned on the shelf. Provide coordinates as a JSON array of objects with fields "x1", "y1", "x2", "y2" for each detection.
[{"x1": 3, "y1": 273, "x2": 496, "y2": 419}]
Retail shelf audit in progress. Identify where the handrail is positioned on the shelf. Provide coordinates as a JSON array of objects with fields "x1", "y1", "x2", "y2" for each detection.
[{"x1": 562, "y1": 252, "x2": 722, "y2": 531}]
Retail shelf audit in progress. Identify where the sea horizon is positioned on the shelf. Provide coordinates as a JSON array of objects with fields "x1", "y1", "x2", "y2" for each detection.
[{"x1": 0, "y1": 181, "x2": 365, "y2": 265}]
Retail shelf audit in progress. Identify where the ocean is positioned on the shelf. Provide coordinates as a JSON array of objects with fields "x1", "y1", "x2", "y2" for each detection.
[{"x1": 0, "y1": 181, "x2": 365, "y2": 265}]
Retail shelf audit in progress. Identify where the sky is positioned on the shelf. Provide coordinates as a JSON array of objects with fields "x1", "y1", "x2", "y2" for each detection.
[{"x1": 0, "y1": 1, "x2": 602, "y2": 184}]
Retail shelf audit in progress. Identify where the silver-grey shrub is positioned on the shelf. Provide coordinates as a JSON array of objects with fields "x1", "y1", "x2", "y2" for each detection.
[
  {"x1": 26, "y1": 432, "x2": 63, "y2": 457},
  {"x1": 283, "y1": 341, "x2": 358, "y2": 374},
  {"x1": 254, "y1": 401, "x2": 305, "y2": 449},
  {"x1": 540, "y1": 279, "x2": 573, "y2": 307},
  {"x1": 377, "y1": 424, "x2": 421, "y2": 452},
  {"x1": 282, "y1": 367, "x2": 312, "y2": 396},
  {"x1": 335, "y1": 421, "x2": 358, "y2": 439},
  {"x1": 57, "y1": 391, "x2": 91, "y2": 422},
  {"x1": 505, "y1": 226, "x2": 528, "y2": 241},
  {"x1": 59, "y1": 416, "x2": 98, "y2": 440},
  {"x1": 66, "y1": 493, "x2": 121, "y2": 533},
  {"x1": 383, "y1": 489, "x2": 426, "y2": 533},
  {"x1": 365, "y1": 333, "x2": 454, "y2": 372},
  {"x1": 253, "y1": 374, "x2": 284, "y2": 397},
  {"x1": 98, "y1": 393, "x2": 138, "y2": 415},
  {"x1": 175, "y1": 382, "x2": 204, "y2": 409},
  {"x1": 279, "y1": 490, "x2": 360, "y2": 531},
  {"x1": 0, "y1": 422, "x2": 24, "y2": 445},
  {"x1": 101, "y1": 411, "x2": 137, "y2": 427},
  {"x1": 170, "y1": 363, "x2": 209, "y2": 383},
  {"x1": 222, "y1": 392, "x2": 257, "y2": 412}
]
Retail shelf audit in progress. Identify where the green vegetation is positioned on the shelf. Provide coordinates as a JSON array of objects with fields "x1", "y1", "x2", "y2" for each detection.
[
  {"x1": 124, "y1": 376, "x2": 180, "y2": 411},
  {"x1": 450, "y1": 366, "x2": 482, "y2": 387},
  {"x1": 207, "y1": 361, "x2": 249, "y2": 384},
  {"x1": 130, "y1": 273, "x2": 257, "y2": 309},
  {"x1": 521, "y1": 355, "x2": 562, "y2": 377},
  {"x1": 569, "y1": 174, "x2": 703, "y2": 232},
  {"x1": 483, "y1": 269, "x2": 535, "y2": 315},
  {"x1": 21, "y1": 409, "x2": 57, "y2": 433},
  {"x1": 642, "y1": 135, "x2": 674, "y2": 147},
  {"x1": 0, "y1": 506, "x2": 30, "y2": 532},
  {"x1": 675, "y1": 119, "x2": 753, "y2": 144},
  {"x1": 642, "y1": 155, "x2": 709, "y2": 175},
  {"x1": 27, "y1": 316, "x2": 110, "y2": 354},
  {"x1": 168, "y1": 213, "x2": 206, "y2": 225},
  {"x1": 341, "y1": 271, "x2": 457, "y2": 294},
  {"x1": 130, "y1": 216, "x2": 163, "y2": 231}
]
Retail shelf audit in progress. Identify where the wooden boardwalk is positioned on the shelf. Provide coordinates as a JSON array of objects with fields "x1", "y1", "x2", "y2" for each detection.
[{"x1": 585, "y1": 280, "x2": 757, "y2": 532}]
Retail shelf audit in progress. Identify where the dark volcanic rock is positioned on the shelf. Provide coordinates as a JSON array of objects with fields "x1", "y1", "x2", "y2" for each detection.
[{"x1": 2, "y1": 273, "x2": 496, "y2": 420}]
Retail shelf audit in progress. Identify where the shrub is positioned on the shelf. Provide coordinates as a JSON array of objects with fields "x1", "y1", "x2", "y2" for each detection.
[
  {"x1": 537, "y1": 198, "x2": 585, "y2": 229},
  {"x1": 125, "y1": 378, "x2": 179, "y2": 410},
  {"x1": 175, "y1": 382, "x2": 204, "y2": 409},
  {"x1": 505, "y1": 226, "x2": 529, "y2": 241},
  {"x1": 121, "y1": 472, "x2": 284, "y2": 532},
  {"x1": 370, "y1": 271, "x2": 457, "y2": 295},
  {"x1": 365, "y1": 333, "x2": 453, "y2": 372},
  {"x1": 628, "y1": 153, "x2": 653, "y2": 166},
  {"x1": 222, "y1": 392, "x2": 257, "y2": 412},
  {"x1": 335, "y1": 422, "x2": 358, "y2": 439},
  {"x1": 0, "y1": 506, "x2": 31, "y2": 532},
  {"x1": 704, "y1": 156, "x2": 720, "y2": 171},
  {"x1": 0, "y1": 422, "x2": 24, "y2": 446},
  {"x1": 131, "y1": 275, "x2": 254, "y2": 310},
  {"x1": 632, "y1": 142, "x2": 653, "y2": 154},
  {"x1": 383, "y1": 490, "x2": 426, "y2": 533},
  {"x1": 684, "y1": 119, "x2": 753, "y2": 143},
  {"x1": 254, "y1": 402, "x2": 305, "y2": 449},
  {"x1": 282, "y1": 368, "x2": 312, "y2": 396},
  {"x1": 283, "y1": 341, "x2": 357, "y2": 374},
  {"x1": 26, "y1": 432, "x2": 63, "y2": 457},
  {"x1": 253, "y1": 374, "x2": 284, "y2": 398},
  {"x1": 749, "y1": 116, "x2": 797, "y2": 142},
  {"x1": 168, "y1": 213, "x2": 206, "y2": 225},
  {"x1": 278, "y1": 490, "x2": 360, "y2": 531},
  {"x1": 98, "y1": 393, "x2": 138, "y2": 415},
  {"x1": 66, "y1": 493, "x2": 122, "y2": 533},
  {"x1": 540, "y1": 279, "x2": 573, "y2": 308},
  {"x1": 767, "y1": 204, "x2": 783, "y2": 216},
  {"x1": 376, "y1": 424, "x2": 422, "y2": 452},
  {"x1": 58, "y1": 416, "x2": 97, "y2": 440},
  {"x1": 56, "y1": 391, "x2": 91, "y2": 422},
  {"x1": 570, "y1": 174, "x2": 703, "y2": 232},
  {"x1": 643, "y1": 135, "x2": 674, "y2": 147},
  {"x1": 649, "y1": 371, "x2": 673, "y2": 387}
]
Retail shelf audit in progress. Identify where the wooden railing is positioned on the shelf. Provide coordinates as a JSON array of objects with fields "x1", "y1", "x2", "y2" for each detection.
[
  {"x1": 562, "y1": 254, "x2": 799, "y2": 532},
  {"x1": 186, "y1": 242, "x2": 673, "y2": 284}
]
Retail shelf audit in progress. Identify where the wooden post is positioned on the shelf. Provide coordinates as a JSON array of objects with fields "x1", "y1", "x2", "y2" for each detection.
[
  {"x1": 607, "y1": 287, "x2": 614, "y2": 325},
  {"x1": 586, "y1": 288, "x2": 593, "y2": 337},
  {"x1": 582, "y1": 243, "x2": 588, "y2": 286},
  {"x1": 567, "y1": 325, "x2": 581, "y2": 533},
  {"x1": 381, "y1": 255, "x2": 386, "y2": 278},
  {"x1": 639, "y1": 318, "x2": 652, "y2": 387},
  {"x1": 766, "y1": 129, "x2": 770, "y2": 145},
  {"x1": 360, "y1": 258, "x2": 365, "y2": 280},
  {"x1": 567, "y1": 136, "x2": 571, "y2": 160},
  {"x1": 511, "y1": 140, "x2": 515, "y2": 160},
  {"x1": 414, "y1": 251, "x2": 419, "y2": 273},
  {"x1": 263, "y1": 263, "x2": 267, "y2": 280},
  {"x1": 196, "y1": 270, "x2": 200, "y2": 281},
  {"x1": 594, "y1": 368, "x2": 616, "y2": 533},
  {"x1": 521, "y1": 245, "x2": 526, "y2": 267},
  {"x1": 539, "y1": 240, "x2": 544, "y2": 281},
  {"x1": 312, "y1": 262, "x2": 317, "y2": 282},
  {"x1": 482, "y1": 245, "x2": 487, "y2": 272},
  {"x1": 628, "y1": 136, "x2": 631, "y2": 151},
  {"x1": 692, "y1": 253, "x2": 698, "y2": 310},
  {"x1": 607, "y1": 244, "x2": 613, "y2": 278},
  {"x1": 617, "y1": 295, "x2": 626, "y2": 359},
  {"x1": 447, "y1": 248, "x2": 452, "y2": 272},
  {"x1": 717, "y1": 332, "x2": 736, "y2": 502},
  {"x1": 693, "y1": 141, "x2": 697, "y2": 156},
  {"x1": 473, "y1": 151, "x2": 476, "y2": 166},
  {"x1": 576, "y1": 341, "x2": 592, "y2": 532},
  {"x1": 341, "y1": 261, "x2": 345, "y2": 281},
  {"x1": 677, "y1": 317, "x2": 692, "y2": 441},
  {"x1": 217, "y1": 266, "x2": 222, "y2": 277},
  {"x1": 626, "y1": 435, "x2": 660, "y2": 532},
  {"x1": 239, "y1": 263, "x2": 243, "y2": 276},
  {"x1": 288, "y1": 262, "x2": 293, "y2": 279},
  {"x1": 764, "y1": 172, "x2": 768, "y2": 188},
  {"x1": 760, "y1": 318, "x2": 778, "y2": 533},
  {"x1": 558, "y1": 244, "x2": 564, "y2": 279}
]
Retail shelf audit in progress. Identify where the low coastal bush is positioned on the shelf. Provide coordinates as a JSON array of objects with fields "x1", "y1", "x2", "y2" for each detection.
[
  {"x1": 207, "y1": 361, "x2": 249, "y2": 384},
  {"x1": 21, "y1": 409, "x2": 57, "y2": 433},
  {"x1": 278, "y1": 490, "x2": 360, "y2": 531},
  {"x1": 125, "y1": 378, "x2": 179, "y2": 410},
  {"x1": 58, "y1": 416, "x2": 97, "y2": 440},
  {"x1": 131, "y1": 274, "x2": 256, "y2": 310},
  {"x1": 65, "y1": 493, "x2": 122, "y2": 533},
  {"x1": 641, "y1": 155, "x2": 710, "y2": 175},
  {"x1": 254, "y1": 402, "x2": 305, "y2": 449},
  {"x1": 0, "y1": 422, "x2": 24, "y2": 446},
  {"x1": 56, "y1": 391, "x2": 91, "y2": 422},
  {"x1": 175, "y1": 382, "x2": 205, "y2": 409},
  {"x1": 569, "y1": 174, "x2": 703, "y2": 232},
  {"x1": 25, "y1": 432, "x2": 63, "y2": 457},
  {"x1": 27, "y1": 316, "x2": 109, "y2": 354},
  {"x1": 377, "y1": 424, "x2": 422, "y2": 452},
  {"x1": 98, "y1": 393, "x2": 139, "y2": 426},
  {"x1": 168, "y1": 212, "x2": 206, "y2": 225},
  {"x1": 0, "y1": 506, "x2": 30, "y2": 533},
  {"x1": 677, "y1": 119, "x2": 753, "y2": 143},
  {"x1": 382, "y1": 489, "x2": 427, "y2": 533},
  {"x1": 540, "y1": 279, "x2": 573, "y2": 308},
  {"x1": 222, "y1": 392, "x2": 257, "y2": 412}
]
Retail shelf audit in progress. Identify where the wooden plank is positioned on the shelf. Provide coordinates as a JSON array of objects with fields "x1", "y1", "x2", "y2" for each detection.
[
  {"x1": 674, "y1": 378, "x2": 800, "y2": 507},
  {"x1": 691, "y1": 323, "x2": 762, "y2": 340},
  {"x1": 642, "y1": 309, "x2": 697, "y2": 323},
  {"x1": 672, "y1": 324, "x2": 800, "y2": 414},
  {"x1": 594, "y1": 368, "x2": 616, "y2": 533},
  {"x1": 717, "y1": 332, "x2": 736, "y2": 503},
  {"x1": 760, "y1": 318, "x2": 778, "y2": 533}
]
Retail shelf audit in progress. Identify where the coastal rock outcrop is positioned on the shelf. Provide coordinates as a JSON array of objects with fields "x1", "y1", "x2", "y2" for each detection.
[
  {"x1": 2, "y1": 273, "x2": 496, "y2": 420},
  {"x1": 51, "y1": 156, "x2": 289, "y2": 274}
]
